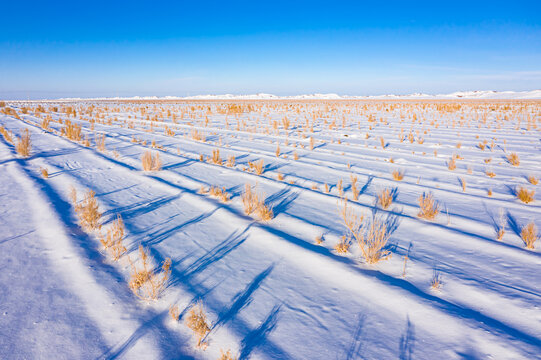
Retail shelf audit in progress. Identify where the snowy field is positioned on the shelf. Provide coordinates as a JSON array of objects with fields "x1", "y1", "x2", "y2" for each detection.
[{"x1": 0, "y1": 99, "x2": 540, "y2": 359}]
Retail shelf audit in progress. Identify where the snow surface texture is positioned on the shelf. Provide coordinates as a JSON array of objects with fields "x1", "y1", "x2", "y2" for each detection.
[{"x1": 0, "y1": 100, "x2": 540, "y2": 359}]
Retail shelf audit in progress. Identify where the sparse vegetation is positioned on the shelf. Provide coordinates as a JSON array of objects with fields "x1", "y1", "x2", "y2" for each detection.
[
  {"x1": 142, "y1": 151, "x2": 162, "y2": 171},
  {"x1": 185, "y1": 301, "x2": 211, "y2": 349},
  {"x1": 417, "y1": 192, "x2": 439, "y2": 220},
  {"x1": 128, "y1": 245, "x2": 171, "y2": 301}
]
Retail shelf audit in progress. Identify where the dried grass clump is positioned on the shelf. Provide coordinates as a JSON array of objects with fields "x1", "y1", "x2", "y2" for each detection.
[
  {"x1": 527, "y1": 175, "x2": 539, "y2": 185},
  {"x1": 496, "y1": 209, "x2": 506, "y2": 241},
  {"x1": 185, "y1": 301, "x2": 211, "y2": 349},
  {"x1": 128, "y1": 245, "x2": 171, "y2": 301},
  {"x1": 73, "y1": 189, "x2": 102, "y2": 231},
  {"x1": 447, "y1": 157, "x2": 456, "y2": 171},
  {"x1": 209, "y1": 186, "x2": 230, "y2": 202},
  {"x1": 40, "y1": 167, "x2": 49, "y2": 179},
  {"x1": 41, "y1": 117, "x2": 51, "y2": 131},
  {"x1": 392, "y1": 170, "x2": 404, "y2": 181},
  {"x1": 96, "y1": 134, "x2": 106, "y2": 152},
  {"x1": 226, "y1": 155, "x2": 235, "y2": 167},
  {"x1": 0, "y1": 125, "x2": 14, "y2": 144},
  {"x1": 430, "y1": 271, "x2": 442, "y2": 290},
  {"x1": 142, "y1": 151, "x2": 162, "y2": 171},
  {"x1": 516, "y1": 187, "x2": 535, "y2": 204},
  {"x1": 241, "y1": 184, "x2": 273, "y2": 221},
  {"x1": 100, "y1": 215, "x2": 127, "y2": 261},
  {"x1": 485, "y1": 170, "x2": 496, "y2": 178},
  {"x1": 377, "y1": 188, "x2": 393, "y2": 209},
  {"x1": 169, "y1": 304, "x2": 180, "y2": 321},
  {"x1": 507, "y1": 152, "x2": 520, "y2": 166},
  {"x1": 520, "y1": 222, "x2": 538, "y2": 249},
  {"x1": 61, "y1": 120, "x2": 82, "y2": 141},
  {"x1": 208, "y1": 149, "x2": 222, "y2": 165},
  {"x1": 350, "y1": 175, "x2": 359, "y2": 201},
  {"x1": 248, "y1": 159, "x2": 264, "y2": 175},
  {"x1": 339, "y1": 198, "x2": 390, "y2": 263},
  {"x1": 15, "y1": 128, "x2": 31, "y2": 157},
  {"x1": 417, "y1": 192, "x2": 439, "y2": 220},
  {"x1": 219, "y1": 349, "x2": 238, "y2": 360}
]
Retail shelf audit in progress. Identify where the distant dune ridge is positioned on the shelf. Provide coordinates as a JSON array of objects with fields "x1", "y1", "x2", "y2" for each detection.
[{"x1": 52, "y1": 89, "x2": 541, "y2": 101}]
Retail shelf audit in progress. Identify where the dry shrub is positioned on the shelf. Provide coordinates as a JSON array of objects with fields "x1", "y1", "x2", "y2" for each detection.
[
  {"x1": 339, "y1": 198, "x2": 390, "y2": 263},
  {"x1": 392, "y1": 170, "x2": 404, "y2": 181},
  {"x1": 226, "y1": 155, "x2": 235, "y2": 167},
  {"x1": 209, "y1": 149, "x2": 222, "y2": 165},
  {"x1": 142, "y1": 151, "x2": 162, "y2": 171},
  {"x1": 350, "y1": 175, "x2": 359, "y2": 201},
  {"x1": 100, "y1": 215, "x2": 127, "y2": 261},
  {"x1": 0, "y1": 125, "x2": 14, "y2": 144},
  {"x1": 337, "y1": 179, "x2": 343, "y2": 197},
  {"x1": 241, "y1": 184, "x2": 273, "y2": 221},
  {"x1": 430, "y1": 271, "x2": 442, "y2": 290},
  {"x1": 417, "y1": 192, "x2": 439, "y2": 220},
  {"x1": 377, "y1": 188, "x2": 393, "y2": 209},
  {"x1": 15, "y1": 128, "x2": 31, "y2": 157},
  {"x1": 516, "y1": 187, "x2": 535, "y2": 204},
  {"x1": 447, "y1": 157, "x2": 456, "y2": 171},
  {"x1": 209, "y1": 186, "x2": 230, "y2": 202},
  {"x1": 459, "y1": 177, "x2": 466, "y2": 192},
  {"x1": 40, "y1": 167, "x2": 49, "y2": 179},
  {"x1": 334, "y1": 236, "x2": 350, "y2": 254},
  {"x1": 128, "y1": 245, "x2": 171, "y2": 301},
  {"x1": 169, "y1": 304, "x2": 180, "y2": 321},
  {"x1": 219, "y1": 349, "x2": 238, "y2": 360},
  {"x1": 527, "y1": 175, "x2": 539, "y2": 185},
  {"x1": 61, "y1": 120, "x2": 82, "y2": 141},
  {"x1": 507, "y1": 152, "x2": 520, "y2": 166},
  {"x1": 520, "y1": 222, "x2": 538, "y2": 249},
  {"x1": 248, "y1": 159, "x2": 264, "y2": 175},
  {"x1": 41, "y1": 117, "x2": 51, "y2": 131},
  {"x1": 73, "y1": 189, "x2": 102, "y2": 231},
  {"x1": 96, "y1": 134, "x2": 106, "y2": 152},
  {"x1": 185, "y1": 301, "x2": 211, "y2": 349}
]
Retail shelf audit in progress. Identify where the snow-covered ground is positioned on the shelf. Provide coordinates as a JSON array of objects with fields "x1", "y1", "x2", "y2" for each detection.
[{"x1": 0, "y1": 99, "x2": 540, "y2": 359}]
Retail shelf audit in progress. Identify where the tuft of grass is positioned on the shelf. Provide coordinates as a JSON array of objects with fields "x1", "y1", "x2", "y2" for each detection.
[
  {"x1": 169, "y1": 304, "x2": 180, "y2": 322},
  {"x1": 241, "y1": 184, "x2": 273, "y2": 221},
  {"x1": 73, "y1": 189, "x2": 102, "y2": 231},
  {"x1": 142, "y1": 151, "x2": 162, "y2": 171},
  {"x1": 40, "y1": 167, "x2": 49, "y2": 179},
  {"x1": 15, "y1": 128, "x2": 31, "y2": 157},
  {"x1": 185, "y1": 301, "x2": 211, "y2": 349},
  {"x1": 208, "y1": 186, "x2": 230, "y2": 202},
  {"x1": 209, "y1": 149, "x2": 222, "y2": 165},
  {"x1": 516, "y1": 186, "x2": 535, "y2": 204},
  {"x1": 339, "y1": 198, "x2": 391, "y2": 263},
  {"x1": 496, "y1": 209, "x2": 505, "y2": 241},
  {"x1": 447, "y1": 157, "x2": 456, "y2": 171},
  {"x1": 430, "y1": 270, "x2": 442, "y2": 290},
  {"x1": 527, "y1": 175, "x2": 539, "y2": 185},
  {"x1": 100, "y1": 215, "x2": 127, "y2": 261},
  {"x1": 219, "y1": 349, "x2": 239, "y2": 360},
  {"x1": 96, "y1": 134, "x2": 106, "y2": 152},
  {"x1": 392, "y1": 170, "x2": 404, "y2": 181},
  {"x1": 507, "y1": 152, "x2": 520, "y2": 166},
  {"x1": 128, "y1": 245, "x2": 171, "y2": 301},
  {"x1": 417, "y1": 192, "x2": 440, "y2": 221},
  {"x1": 520, "y1": 222, "x2": 538, "y2": 249},
  {"x1": 376, "y1": 188, "x2": 393, "y2": 209},
  {"x1": 226, "y1": 155, "x2": 235, "y2": 167},
  {"x1": 248, "y1": 159, "x2": 264, "y2": 175},
  {"x1": 350, "y1": 175, "x2": 359, "y2": 201},
  {"x1": 61, "y1": 120, "x2": 82, "y2": 141}
]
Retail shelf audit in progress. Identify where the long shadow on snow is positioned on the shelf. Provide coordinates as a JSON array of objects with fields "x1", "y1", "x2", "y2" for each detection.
[
  {"x1": 212, "y1": 264, "x2": 275, "y2": 331},
  {"x1": 0, "y1": 135, "x2": 191, "y2": 360},
  {"x1": 253, "y1": 221, "x2": 541, "y2": 351},
  {"x1": 239, "y1": 304, "x2": 282, "y2": 360}
]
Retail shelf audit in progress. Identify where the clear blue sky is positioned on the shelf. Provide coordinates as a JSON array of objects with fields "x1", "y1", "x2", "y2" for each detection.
[{"x1": 1, "y1": 1, "x2": 540, "y2": 99}]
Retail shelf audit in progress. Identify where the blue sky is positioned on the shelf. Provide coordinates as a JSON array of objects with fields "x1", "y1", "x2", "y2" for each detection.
[{"x1": 1, "y1": 1, "x2": 540, "y2": 99}]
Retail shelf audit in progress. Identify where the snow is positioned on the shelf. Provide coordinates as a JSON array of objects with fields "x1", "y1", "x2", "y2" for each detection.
[
  {"x1": 21, "y1": 89, "x2": 541, "y2": 102},
  {"x1": 0, "y1": 99, "x2": 540, "y2": 359}
]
